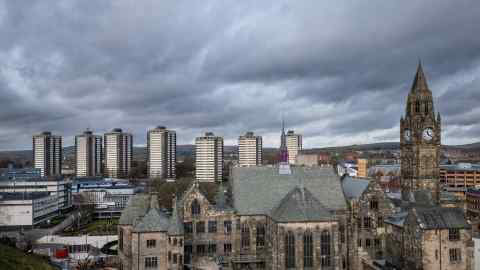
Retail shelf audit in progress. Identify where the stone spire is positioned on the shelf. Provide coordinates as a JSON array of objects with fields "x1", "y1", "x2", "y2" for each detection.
[
  {"x1": 410, "y1": 61, "x2": 430, "y2": 93},
  {"x1": 279, "y1": 117, "x2": 289, "y2": 163}
]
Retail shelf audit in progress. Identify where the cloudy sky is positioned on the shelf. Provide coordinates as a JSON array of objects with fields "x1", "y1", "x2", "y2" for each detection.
[{"x1": 0, "y1": 1, "x2": 479, "y2": 150}]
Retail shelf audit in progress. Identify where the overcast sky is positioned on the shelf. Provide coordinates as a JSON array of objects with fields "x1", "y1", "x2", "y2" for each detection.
[{"x1": 0, "y1": 1, "x2": 479, "y2": 150}]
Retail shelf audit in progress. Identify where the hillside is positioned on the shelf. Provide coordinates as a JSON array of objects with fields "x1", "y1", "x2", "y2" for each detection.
[{"x1": 0, "y1": 244, "x2": 56, "y2": 270}]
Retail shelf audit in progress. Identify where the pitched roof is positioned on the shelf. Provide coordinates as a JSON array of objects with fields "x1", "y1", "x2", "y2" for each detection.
[
  {"x1": 119, "y1": 194, "x2": 150, "y2": 225},
  {"x1": 411, "y1": 61, "x2": 430, "y2": 93},
  {"x1": 271, "y1": 187, "x2": 334, "y2": 222},
  {"x1": 412, "y1": 206, "x2": 470, "y2": 230},
  {"x1": 341, "y1": 176, "x2": 371, "y2": 200},
  {"x1": 133, "y1": 194, "x2": 170, "y2": 232},
  {"x1": 231, "y1": 166, "x2": 347, "y2": 217}
]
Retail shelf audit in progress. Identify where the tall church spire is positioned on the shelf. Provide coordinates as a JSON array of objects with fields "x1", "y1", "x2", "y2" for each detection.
[
  {"x1": 410, "y1": 60, "x2": 430, "y2": 93},
  {"x1": 279, "y1": 117, "x2": 288, "y2": 163}
]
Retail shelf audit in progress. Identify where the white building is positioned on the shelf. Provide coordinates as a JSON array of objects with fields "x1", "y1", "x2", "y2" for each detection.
[
  {"x1": 147, "y1": 126, "x2": 176, "y2": 181},
  {"x1": 0, "y1": 192, "x2": 59, "y2": 227},
  {"x1": 33, "y1": 131, "x2": 62, "y2": 177},
  {"x1": 0, "y1": 177, "x2": 71, "y2": 210},
  {"x1": 75, "y1": 130, "x2": 103, "y2": 177},
  {"x1": 104, "y1": 128, "x2": 132, "y2": 179},
  {"x1": 195, "y1": 132, "x2": 223, "y2": 182},
  {"x1": 238, "y1": 131, "x2": 262, "y2": 166},
  {"x1": 286, "y1": 130, "x2": 302, "y2": 165}
]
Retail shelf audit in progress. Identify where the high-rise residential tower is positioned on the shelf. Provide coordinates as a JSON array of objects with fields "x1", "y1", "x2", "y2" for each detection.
[
  {"x1": 238, "y1": 131, "x2": 262, "y2": 166},
  {"x1": 33, "y1": 131, "x2": 62, "y2": 177},
  {"x1": 195, "y1": 132, "x2": 223, "y2": 182},
  {"x1": 286, "y1": 130, "x2": 302, "y2": 165},
  {"x1": 75, "y1": 130, "x2": 103, "y2": 177},
  {"x1": 147, "y1": 126, "x2": 176, "y2": 181},
  {"x1": 104, "y1": 128, "x2": 132, "y2": 178}
]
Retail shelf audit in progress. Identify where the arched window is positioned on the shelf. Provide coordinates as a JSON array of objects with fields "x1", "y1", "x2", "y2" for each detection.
[
  {"x1": 256, "y1": 223, "x2": 265, "y2": 248},
  {"x1": 415, "y1": 101, "x2": 420, "y2": 113},
  {"x1": 191, "y1": 199, "x2": 200, "y2": 216},
  {"x1": 424, "y1": 102, "x2": 429, "y2": 114},
  {"x1": 285, "y1": 231, "x2": 296, "y2": 268},
  {"x1": 303, "y1": 231, "x2": 313, "y2": 268},
  {"x1": 241, "y1": 223, "x2": 250, "y2": 249},
  {"x1": 321, "y1": 230, "x2": 331, "y2": 267}
]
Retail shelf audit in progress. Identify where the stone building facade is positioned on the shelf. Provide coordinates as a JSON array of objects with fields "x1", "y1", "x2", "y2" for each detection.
[
  {"x1": 119, "y1": 166, "x2": 349, "y2": 270},
  {"x1": 382, "y1": 63, "x2": 473, "y2": 270}
]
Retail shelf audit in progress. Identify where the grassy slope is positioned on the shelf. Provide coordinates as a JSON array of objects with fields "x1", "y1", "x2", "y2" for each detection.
[{"x1": 0, "y1": 244, "x2": 56, "y2": 270}]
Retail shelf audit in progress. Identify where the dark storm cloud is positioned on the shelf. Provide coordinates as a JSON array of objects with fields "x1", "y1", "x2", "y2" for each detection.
[{"x1": 0, "y1": 0, "x2": 479, "y2": 150}]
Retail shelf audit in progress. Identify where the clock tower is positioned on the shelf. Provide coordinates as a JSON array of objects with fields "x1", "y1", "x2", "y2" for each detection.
[{"x1": 400, "y1": 62, "x2": 441, "y2": 203}]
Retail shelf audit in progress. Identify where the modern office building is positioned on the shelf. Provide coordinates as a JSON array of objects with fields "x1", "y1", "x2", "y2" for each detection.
[
  {"x1": 72, "y1": 178, "x2": 136, "y2": 219},
  {"x1": 33, "y1": 131, "x2": 62, "y2": 177},
  {"x1": 195, "y1": 132, "x2": 223, "y2": 182},
  {"x1": 75, "y1": 130, "x2": 103, "y2": 177},
  {"x1": 0, "y1": 174, "x2": 71, "y2": 211},
  {"x1": 0, "y1": 192, "x2": 59, "y2": 227},
  {"x1": 147, "y1": 126, "x2": 176, "y2": 181},
  {"x1": 104, "y1": 128, "x2": 133, "y2": 178},
  {"x1": 238, "y1": 131, "x2": 262, "y2": 167},
  {"x1": 440, "y1": 163, "x2": 480, "y2": 189},
  {"x1": 286, "y1": 130, "x2": 302, "y2": 165}
]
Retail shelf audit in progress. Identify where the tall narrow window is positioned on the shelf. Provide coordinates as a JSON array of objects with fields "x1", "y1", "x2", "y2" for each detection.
[
  {"x1": 256, "y1": 223, "x2": 265, "y2": 248},
  {"x1": 241, "y1": 223, "x2": 250, "y2": 249},
  {"x1": 191, "y1": 199, "x2": 200, "y2": 216},
  {"x1": 285, "y1": 231, "x2": 296, "y2": 268},
  {"x1": 415, "y1": 101, "x2": 420, "y2": 113},
  {"x1": 321, "y1": 230, "x2": 331, "y2": 267},
  {"x1": 303, "y1": 231, "x2": 313, "y2": 268}
]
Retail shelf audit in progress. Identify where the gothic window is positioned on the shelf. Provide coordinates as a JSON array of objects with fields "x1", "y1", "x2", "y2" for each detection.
[
  {"x1": 241, "y1": 223, "x2": 250, "y2": 249},
  {"x1": 424, "y1": 102, "x2": 429, "y2": 114},
  {"x1": 196, "y1": 221, "x2": 205, "y2": 233},
  {"x1": 285, "y1": 231, "x2": 296, "y2": 268},
  {"x1": 191, "y1": 199, "x2": 200, "y2": 216},
  {"x1": 377, "y1": 216, "x2": 384, "y2": 228},
  {"x1": 339, "y1": 225, "x2": 345, "y2": 243},
  {"x1": 256, "y1": 223, "x2": 265, "y2": 247},
  {"x1": 415, "y1": 101, "x2": 420, "y2": 113},
  {"x1": 145, "y1": 257, "x2": 158, "y2": 268},
  {"x1": 184, "y1": 222, "x2": 193, "y2": 234},
  {"x1": 208, "y1": 220, "x2": 217, "y2": 233},
  {"x1": 449, "y1": 228, "x2": 460, "y2": 241},
  {"x1": 146, "y1": 239, "x2": 156, "y2": 248},
  {"x1": 449, "y1": 248, "x2": 461, "y2": 262},
  {"x1": 320, "y1": 230, "x2": 331, "y2": 267},
  {"x1": 224, "y1": 220, "x2": 232, "y2": 234},
  {"x1": 303, "y1": 231, "x2": 313, "y2": 268},
  {"x1": 369, "y1": 199, "x2": 379, "y2": 210},
  {"x1": 363, "y1": 216, "x2": 372, "y2": 229},
  {"x1": 119, "y1": 228, "x2": 123, "y2": 251}
]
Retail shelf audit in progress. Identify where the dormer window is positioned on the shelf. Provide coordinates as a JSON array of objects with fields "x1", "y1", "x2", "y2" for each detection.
[{"x1": 191, "y1": 199, "x2": 201, "y2": 216}]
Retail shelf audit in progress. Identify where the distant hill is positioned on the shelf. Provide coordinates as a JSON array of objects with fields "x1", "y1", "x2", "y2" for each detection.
[{"x1": 1, "y1": 141, "x2": 479, "y2": 165}]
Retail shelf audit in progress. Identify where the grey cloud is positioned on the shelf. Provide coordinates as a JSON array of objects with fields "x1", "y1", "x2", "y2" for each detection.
[{"x1": 0, "y1": 0, "x2": 479, "y2": 150}]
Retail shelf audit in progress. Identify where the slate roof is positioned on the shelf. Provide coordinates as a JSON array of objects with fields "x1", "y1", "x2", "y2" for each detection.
[
  {"x1": 413, "y1": 206, "x2": 470, "y2": 230},
  {"x1": 384, "y1": 211, "x2": 408, "y2": 227},
  {"x1": 271, "y1": 187, "x2": 334, "y2": 222},
  {"x1": 168, "y1": 197, "x2": 184, "y2": 235},
  {"x1": 341, "y1": 176, "x2": 371, "y2": 200},
  {"x1": 133, "y1": 194, "x2": 170, "y2": 232},
  {"x1": 119, "y1": 194, "x2": 150, "y2": 225},
  {"x1": 231, "y1": 166, "x2": 347, "y2": 218}
]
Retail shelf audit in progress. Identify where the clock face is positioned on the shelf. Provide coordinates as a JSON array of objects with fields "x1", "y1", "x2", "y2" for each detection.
[
  {"x1": 404, "y1": 129, "x2": 411, "y2": 141},
  {"x1": 422, "y1": 128, "x2": 434, "y2": 141}
]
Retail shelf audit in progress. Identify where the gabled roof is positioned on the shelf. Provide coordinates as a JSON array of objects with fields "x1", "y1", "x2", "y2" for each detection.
[
  {"x1": 119, "y1": 194, "x2": 150, "y2": 225},
  {"x1": 412, "y1": 206, "x2": 470, "y2": 230},
  {"x1": 133, "y1": 194, "x2": 170, "y2": 232},
  {"x1": 271, "y1": 187, "x2": 334, "y2": 222},
  {"x1": 231, "y1": 166, "x2": 347, "y2": 216},
  {"x1": 341, "y1": 176, "x2": 371, "y2": 200}
]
